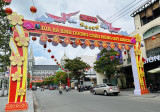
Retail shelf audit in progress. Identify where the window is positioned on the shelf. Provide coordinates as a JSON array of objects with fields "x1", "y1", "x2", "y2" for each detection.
[
  {"x1": 140, "y1": 11, "x2": 147, "y2": 25},
  {"x1": 100, "y1": 84, "x2": 106, "y2": 87},
  {"x1": 140, "y1": 2, "x2": 160, "y2": 26},
  {"x1": 146, "y1": 7, "x2": 153, "y2": 22},
  {"x1": 153, "y1": 2, "x2": 160, "y2": 19},
  {"x1": 106, "y1": 84, "x2": 115, "y2": 86},
  {"x1": 103, "y1": 79, "x2": 107, "y2": 83}
]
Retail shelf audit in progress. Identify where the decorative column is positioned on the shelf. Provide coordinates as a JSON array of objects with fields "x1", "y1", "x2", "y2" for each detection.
[
  {"x1": 130, "y1": 34, "x2": 149, "y2": 95},
  {"x1": 5, "y1": 12, "x2": 29, "y2": 111}
]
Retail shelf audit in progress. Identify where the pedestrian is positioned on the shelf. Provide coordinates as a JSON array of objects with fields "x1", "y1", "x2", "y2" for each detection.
[{"x1": 78, "y1": 84, "x2": 80, "y2": 92}]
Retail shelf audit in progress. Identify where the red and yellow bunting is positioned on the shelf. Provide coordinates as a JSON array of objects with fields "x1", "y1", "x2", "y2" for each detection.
[
  {"x1": 124, "y1": 45, "x2": 130, "y2": 50},
  {"x1": 110, "y1": 43, "x2": 115, "y2": 49},
  {"x1": 117, "y1": 44, "x2": 123, "y2": 50},
  {"x1": 102, "y1": 42, "x2": 108, "y2": 48},
  {"x1": 64, "y1": 38, "x2": 71, "y2": 44},
  {"x1": 75, "y1": 39, "x2": 81, "y2": 45},
  {"x1": 94, "y1": 41, "x2": 100, "y2": 47},
  {"x1": 53, "y1": 35, "x2": 60, "y2": 43},
  {"x1": 85, "y1": 39, "x2": 91, "y2": 46},
  {"x1": 40, "y1": 34, "x2": 48, "y2": 42}
]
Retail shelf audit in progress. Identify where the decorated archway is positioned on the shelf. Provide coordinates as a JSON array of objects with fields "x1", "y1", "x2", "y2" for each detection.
[{"x1": 5, "y1": 10, "x2": 149, "y2": 111}]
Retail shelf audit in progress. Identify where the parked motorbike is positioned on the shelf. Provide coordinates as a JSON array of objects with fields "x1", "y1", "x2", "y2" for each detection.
[{"x1": 148, "y1": 82, "x2": 160, "y2": 93}]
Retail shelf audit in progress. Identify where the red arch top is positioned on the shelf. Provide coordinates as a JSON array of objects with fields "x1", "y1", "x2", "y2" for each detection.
[{"x1": 23, "y1": 20, "x2": 135, "y2": 45}]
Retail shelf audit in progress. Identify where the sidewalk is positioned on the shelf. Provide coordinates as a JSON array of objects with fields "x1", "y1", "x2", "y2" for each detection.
[
  {"x1": 119, "y1": 88, "x2": 160, "y2": 99},
  {"x1": 74, "y1": 88, "x2": 160, "y2": 100},
  {"x1": 0, "y1": 90, "x2": 34, "y2": 112}
]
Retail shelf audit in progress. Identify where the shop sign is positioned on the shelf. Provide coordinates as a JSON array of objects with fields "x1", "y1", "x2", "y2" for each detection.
[
  {"x1": 80, "y1": 14, "x2": 98, "y2": 23},
  {"x1": 144, "y1": 55, "x2": 160, "y2": 64}
]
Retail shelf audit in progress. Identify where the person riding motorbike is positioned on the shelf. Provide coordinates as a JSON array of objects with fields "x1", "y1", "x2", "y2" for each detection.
[{"x1": 59, "y1": 86, "x2": 62, "y2": 94}]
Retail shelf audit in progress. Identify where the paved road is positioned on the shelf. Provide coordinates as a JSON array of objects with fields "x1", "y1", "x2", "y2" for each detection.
[
  {"x1": 0, "y1": 96, "x2": 8, "y2": 112},
  {"x1": 34, "y1": 89, "x2": 160, "y2": 112}
]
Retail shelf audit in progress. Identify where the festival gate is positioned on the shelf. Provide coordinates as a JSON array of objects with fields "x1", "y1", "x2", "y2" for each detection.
[{"x1": 5, "y1": 12, "x2": 149, "y2": 111}]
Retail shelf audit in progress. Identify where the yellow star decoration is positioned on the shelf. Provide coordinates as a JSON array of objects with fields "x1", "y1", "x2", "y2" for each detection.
[
  {"x1": 135, "y1": 34, "x2": 141, "y2": 42},
  {"x1": 7, "y1": 12, "x2": 24, "y2": 26},
  {"x1": 139, "y1": 71, "x2": 145, "y2": 77},
  {"x1": 15, "y1": 34, "x2": 30, "y2": 47},
  {"x1": 9, "y1": 53, "x2": 24, "y2": 67},
  {"x1": 92, "y1": 26, "x2": 95, "y2": 30},
  {"x1": 18, "y1": 88, "x2": 26, "y2": 96},
  {"x1": 138, "y1": 61, "x2": 144, "y2": 68},
  {"x1": 89, "y1": 26, "x2": 92, "y2": 30},
  {"x1": 85, "y1": 25, "x2": 88, "y2": 29},
  {"x1": 80, "y1": 22, "x2": 84, "y2": 27},
  {"x1": 11, "y1": 71, "x2": 23, "y2": 82},
  {"x1": 95, "y1": 25, "x2": 99, "y2": 30},
  {"x1": 134, "y1": 49, "x2": 141, "y2": 56}
]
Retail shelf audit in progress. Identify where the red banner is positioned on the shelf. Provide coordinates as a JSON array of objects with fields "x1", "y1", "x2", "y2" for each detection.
[
  {"x1": 67, "y1": 78, "x2": 70, "y2": 87},
  {"x1": 23, "y1": 20, "x2": 135, "y2": 45}
]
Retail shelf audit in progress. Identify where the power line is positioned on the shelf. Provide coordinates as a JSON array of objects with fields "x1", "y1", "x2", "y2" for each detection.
[
  {"x1": 108, "y1": 0, "x2": 143, "y2": 22},
  {"x1": 106, "y1": 0, "x2": 136, "y2": 20},
  {"x1": 110, "y1": 0, "x2": 144, "y2": 23}
]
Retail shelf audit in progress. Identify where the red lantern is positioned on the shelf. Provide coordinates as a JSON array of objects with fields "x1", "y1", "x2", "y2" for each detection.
[
  {"x1": 110, "y1": 56, "x2": 114, "y2": 59},
  {"x1": 87, "y1": 68, "x2": 89, "y2": 70},
  {"x1": 44, "y1": 44, "x2": 47, "y2": 48},
  {"x1": 5, "y1": 8, "x2": 12, "y2": 15},
  {"x1": 48, "y1": 49, "x2": 51, "y2": 53},
  {"x1": 62, "y1": 68, "x2": 64, "y2": 70},
  {"x1": 152, "y1": 36, "x2": 156, "y2": 40},
  {"x1": 70, "y1": 41, "x2": 73, "y2": 45},
  {"x1": 51, "y1": 55, "x2": 54, "y2": 59},
  {"x1": 54, "y1": 59, "x2": 57, "y2": 61},
  {"x1": 32, "y1": 37, "x2": 36, "y2": 41},
  {"x1": 60, "y1": 40, "x2": 63, "y2": 43},
  {"x1": 30, "y1": 6, "x2": 37, "y2": 13},
  {"x1": 3, "y1": 0, "x2": 12, "y2": 3},
  {"x1": 48, "y1": 38, "x2": 52, "y2": 43}
]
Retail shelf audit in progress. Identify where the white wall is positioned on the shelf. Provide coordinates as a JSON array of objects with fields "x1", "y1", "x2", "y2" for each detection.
[{"x1": 96, "y1": 72, "x2": 106, "y2": 85}]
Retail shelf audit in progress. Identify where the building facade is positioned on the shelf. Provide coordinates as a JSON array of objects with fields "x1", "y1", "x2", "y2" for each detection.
[
  {"x1": 130, "y1": 0, "x2": 160, "y2": 84},
  {"x1": 27, "y1": 46, "x2": 62, "y2": 80}
]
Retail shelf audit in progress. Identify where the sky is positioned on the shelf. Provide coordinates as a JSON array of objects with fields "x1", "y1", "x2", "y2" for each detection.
[{"x1": 8, "y1": 0, "x2": 146, "y2": 65}]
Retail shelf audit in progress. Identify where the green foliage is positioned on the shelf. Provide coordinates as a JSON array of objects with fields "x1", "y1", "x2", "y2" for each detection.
[
  {"x1": 0, "y1": 1, "x2": 11, "y2": 72},
  {"x1": 64, "y1": 57, "x2": 90, "y2": 82},
  {"x1": 94, "y1": 49, "x2": 121, "y2": 81},
  {"x1": 54, "y1": 71, "x2": 68, "y2": 84},
  {"x1": 27, "y1": 73, "x2": 30, "y2": 88},
  {"x1": 42, "y1": 71, "x2": 68, "y2": 85}
]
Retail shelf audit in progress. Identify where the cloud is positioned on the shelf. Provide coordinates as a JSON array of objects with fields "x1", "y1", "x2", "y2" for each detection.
[{"x1": 34, "y1": 56, "x2": 54, "y2": 65}]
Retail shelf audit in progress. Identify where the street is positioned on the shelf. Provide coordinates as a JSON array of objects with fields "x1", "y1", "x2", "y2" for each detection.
[{"x1": 34, "y1": 89, "x2": 160, "y2": 112}]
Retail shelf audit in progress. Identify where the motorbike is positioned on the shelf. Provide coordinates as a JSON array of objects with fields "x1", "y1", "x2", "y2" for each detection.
[
  {"x1": 148, "y1": 82, "x2": 160, "y2": 93},
  {"x1": 59, "y1": 90, "x2": 62, "y2": 94}
]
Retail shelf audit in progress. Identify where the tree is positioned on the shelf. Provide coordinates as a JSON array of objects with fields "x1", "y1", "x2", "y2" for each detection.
[
  {"x1": 41, "y1": 71, "x2": 68, "y2": 86},
  {"x1": 54, "y1": 71, "x2": 68, "y2": 85},
  {"x1": 94, "y1": 49, "x2": 121, "y2": 82},
  {"x1": 0, "y1": 1, "x2": 11, "y2": 72},
  {"x1": 64, "y1": 57, "x2": 90, "y2": 85}
]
